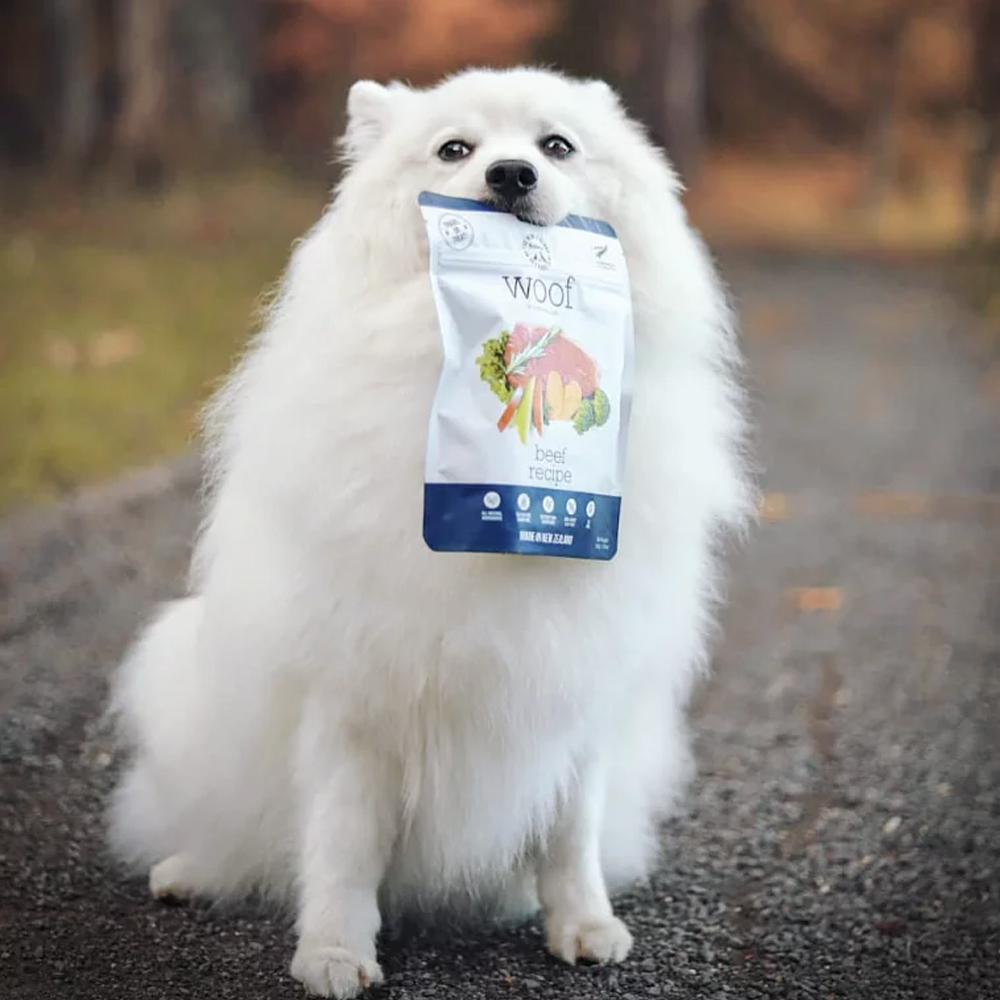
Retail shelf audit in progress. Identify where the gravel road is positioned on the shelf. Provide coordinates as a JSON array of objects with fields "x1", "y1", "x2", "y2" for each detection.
[{"x1": 2, "y1": 254, "x2": 998, "y2": 1000}]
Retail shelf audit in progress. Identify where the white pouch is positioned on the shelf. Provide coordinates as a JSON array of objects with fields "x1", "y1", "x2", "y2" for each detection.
[{"x1": 419, "y1": 192, "x2": 635, "y2": 560}]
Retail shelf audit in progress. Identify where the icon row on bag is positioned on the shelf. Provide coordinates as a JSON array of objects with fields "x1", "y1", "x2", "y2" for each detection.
[{"x1": 483, "y1": 491, "x2": 595, "y2": 519}]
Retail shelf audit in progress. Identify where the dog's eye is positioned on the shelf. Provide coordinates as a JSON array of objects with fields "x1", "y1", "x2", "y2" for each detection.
[
  {"x1": 540, "y1": 135, "x2": 574, "y2": 159},
  {"x1": 438, "y1": 140, "x2": 473, "y2": 162}
]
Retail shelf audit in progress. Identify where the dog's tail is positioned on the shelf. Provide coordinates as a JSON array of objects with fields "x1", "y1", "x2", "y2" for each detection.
[
  {"x1": 107, "y1": 596, "x2": 207, "y2": 871},
  {"x1": 107, "y1": 596, "x2": 296, "y2": 901}
]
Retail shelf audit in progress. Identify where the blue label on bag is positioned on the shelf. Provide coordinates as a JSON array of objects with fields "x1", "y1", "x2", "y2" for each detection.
[{"x1": 423, "y1": 483, "x2": 620, "y2": 560}]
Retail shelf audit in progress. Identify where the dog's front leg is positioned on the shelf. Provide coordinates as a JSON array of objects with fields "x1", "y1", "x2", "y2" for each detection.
[
  {"x1": 290, "y1": 707, "x2": 396, "y2": 999},
  {"x1": 537, "y1": 755, "x2": 634, "y2": 966}
]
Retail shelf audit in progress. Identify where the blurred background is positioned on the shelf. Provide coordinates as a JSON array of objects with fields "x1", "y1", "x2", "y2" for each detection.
[{"x1": 1, "y1": 0, "x2": 998, "y2": 513}]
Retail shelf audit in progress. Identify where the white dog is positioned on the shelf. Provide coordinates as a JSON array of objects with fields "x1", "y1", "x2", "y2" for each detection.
[{"x1": 108, "y1": 67, "x2": 753, "y2": 998}]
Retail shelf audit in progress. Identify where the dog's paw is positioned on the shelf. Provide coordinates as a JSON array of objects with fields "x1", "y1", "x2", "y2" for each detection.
[
  {"x1": 290, "y1": 945, "x2": 384, "y2": 999},
  {"x1": 149, "y1": 854, "x2": 200, "y2": 903},
  {"x1": 544, "y1": 912, "x2": 634, "y2": 966}
]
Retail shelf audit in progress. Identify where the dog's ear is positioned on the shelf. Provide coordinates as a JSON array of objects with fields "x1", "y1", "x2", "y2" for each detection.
[
  {"x1": 340, "y1": 80, "x2": 407, "y2": 163},
  {"x1": 580, "y1": 79, "x2": 621, "y2": 112}
]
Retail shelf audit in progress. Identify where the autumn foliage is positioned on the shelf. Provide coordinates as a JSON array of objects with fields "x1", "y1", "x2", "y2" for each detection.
[
  {"x1": 267, "y1": 0, "x2": 559, "y2": 81},
  {"x1": 260, "y1": 0, "x2": 559, "y2": 157}
]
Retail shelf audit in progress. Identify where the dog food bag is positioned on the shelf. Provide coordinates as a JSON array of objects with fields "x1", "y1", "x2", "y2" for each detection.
[{"x1": 419, "y1": 192, "x2": 635, "y2": 560}]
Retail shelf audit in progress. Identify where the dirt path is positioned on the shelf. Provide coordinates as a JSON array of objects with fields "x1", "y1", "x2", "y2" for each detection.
[{"x1": 2, "y1": 254, "x2": 998, "y2": 1000}]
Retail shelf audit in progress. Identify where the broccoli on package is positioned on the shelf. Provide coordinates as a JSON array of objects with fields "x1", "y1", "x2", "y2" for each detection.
[{"x1": 419, "y1": 192, "x2": 635, "y2": 560}]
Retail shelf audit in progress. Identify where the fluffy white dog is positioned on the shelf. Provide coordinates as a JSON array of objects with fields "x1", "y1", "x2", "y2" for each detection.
[{"x1": 108, "y1": 67, "x2": 753, "y2": 998}]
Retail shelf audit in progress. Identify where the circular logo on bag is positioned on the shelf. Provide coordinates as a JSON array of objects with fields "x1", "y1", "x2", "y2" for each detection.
[
  {"x1": 542, "y1": 495, "x2": 555, "y2": 514},
  {"x1": 439, "y1": 214, "x2": 473, "y2": 250},
  {"x1": 522, "y1": 233, "x2": 552, "y2": 269},
  {"x1": 565, "y1": 498, "x2": 577, "y2": 516},
  {"x1": 483, "y1": 491, "x2": 501, "y2": 510},
  {"x1": 517, "y1": 493, "x2": 531, "y2": 511}
]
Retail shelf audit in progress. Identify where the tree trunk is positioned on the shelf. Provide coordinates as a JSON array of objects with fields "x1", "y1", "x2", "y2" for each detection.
[
  {"x1": 658, "y1": 0, "x2": 708, "y2": 182},
  {"x1": 862, "y1": 12, "x2": 909, "y2": 218},
  {"x1": 967, "y1": 0, "x2": 1000, "y2": 241},
  {"x1": 174, "y1": 0, "x2": 257, "y2": 144},
  {"x1": 117, "y1": 0, "x2": 170, "y2": 191},
  {"x1": 535, "y1": 0, "x2": 608, "y2": 81},
  {"x1": 45, "y1": 0, "x2": 99, "y2": 176},
  {"x1": 863, "y1": 75, "x2": 897, "y2": 216},
  {"x1": 539, "y1": 0, "x2": 709, "y2": 178},
  {"x1": 968, "y1": 119, "x2": 999, "y2": 242}
]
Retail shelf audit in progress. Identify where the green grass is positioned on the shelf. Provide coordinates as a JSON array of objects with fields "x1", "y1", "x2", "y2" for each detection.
[{"x1": 0, "y1": 168, "x2": 325, "y2": 512}]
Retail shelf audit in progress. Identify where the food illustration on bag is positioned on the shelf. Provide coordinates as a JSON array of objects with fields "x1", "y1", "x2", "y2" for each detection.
[{"x1": 476, "y1": 322, "x2": 611, "y2": 444}]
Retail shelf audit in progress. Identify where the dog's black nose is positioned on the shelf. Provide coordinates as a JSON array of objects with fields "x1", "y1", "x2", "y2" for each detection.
[{"x1": 485, "y1": 160, "x2": 538, "y2": 204}]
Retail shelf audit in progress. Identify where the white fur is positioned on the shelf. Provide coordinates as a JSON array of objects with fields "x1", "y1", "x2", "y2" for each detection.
[{"x1": 107, "y1": 67, "x2": 754, "y2": 998}]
